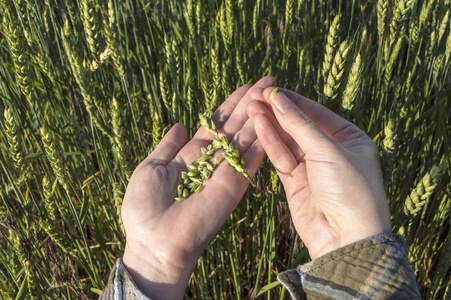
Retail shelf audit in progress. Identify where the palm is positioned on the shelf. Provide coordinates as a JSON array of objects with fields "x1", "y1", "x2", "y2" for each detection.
[
  {"x1": 122, "y1": 77, "x2": 274, "y2": 281},
  {"x1": 249, "y1": 88, "x2": 391, "y2": 259}
]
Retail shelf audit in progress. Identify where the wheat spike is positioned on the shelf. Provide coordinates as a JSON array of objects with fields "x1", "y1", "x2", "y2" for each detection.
[
  {"x1": 384, "y1": 37, "x2": 403, "y2": 89},
  {"x1": 389, "y1": 0, "x2": 414, "y2": 41},
  {"x1": 4, "y1": 109, "x2": 25, "y2": 177},
  {"x1": 152, "y1": 110, "x2": 162, "y2": 148},
  {"x1": 185, "y1": 0, "x2": 196, "y2": 40},
  {"x1": 39, "y1": 219, "x2": 73, "y2": 254},
  {"x1": 61, "y1": 19, "x2": 112, "y2": 137},
  {"x1": 104, "y1": 0, "x2": 125, "y2": 77},
  {"x1": 40, "y1": 126, "x2": 70, "y2": 192},
  {"x1": 403, "y1": 161, "x2": 448, "y2": 216},
  {"x1": 271, "y1": 169, "x2": 279, "y2": 193},
  {"x1": 80, "y1": 0, "x2": 101, "y2": 58},
  {"x1": 220, "y1": 3, "x2": 232, "y2": 52},
  {"x1": 90, "y1": 48, "x2": 112, "y2": 72},
  {"x1": 199, "y1": 112, "x2": 255, "y2": 186},
  {"x1": 419, "y1": 0, "x2": 436, "y2": 29},
  {"x1": 209, "y1": 44, "x2": 221, "y2": 112},
  {"x1": 12, "y1": 233, "x2": 28, "y2": 265},
  {"x1": 225, "y1": 0, "x2": 234, "y2": 40},
  {"x1": 377, "y1": 0, "x2": 389, "y2": 40},
  {"x1": 236, "y1": 48, "x2": 245, "y2": 84},
  {"x1": 159, "y1": 69, "x2": 171, "y2": 112},
  {"x1": 111, "y1": 97, "x2": 132, "y2": 180},
  {"x1": 342, "y1": 53, "x2": 362, "y2": 112},
  {"x1": 12, "y1": 0, "x2": 33, "y2": 47},
  {"x1": 321, "y1": 15, "x2": 341, "y2": 84},
  {"x1": 3, "y1": 6, "x2": 34, "y2": 108},
  {"x1": 42, "y1": 176, "x2": 57, "y2": 222},
  {"x1": 284, "y1": 0, "x2": 294, "y2": 53},
  {"x1": 437, "y1": 11, "x2": 449, "y2": 45},
  {"x1": 322, "y1": 40, "x2": 351, "y2": 105},
  {"x1": 25, "y1": 261, "x2": 41, "y2": 299},
  {"x1": 381, "y1": 119, "x2": 398, "y2": 183},
  {"x1": 113, "y1": 183, "x2": 125, "y2": 235},
  {"x1": 446, "y1": 22, "x2": 451, "y2": 64}
]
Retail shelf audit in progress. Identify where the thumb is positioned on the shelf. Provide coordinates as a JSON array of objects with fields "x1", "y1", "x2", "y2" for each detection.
[{"x1": 265, "y1": 88, "x2": 336, "y2": 154}]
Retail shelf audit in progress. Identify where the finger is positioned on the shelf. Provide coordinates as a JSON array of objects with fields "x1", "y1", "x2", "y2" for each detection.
[
  {"x1": 218, "y1": 76, "x2": 275, "y2": 139},
  {"x1": 264, "y1": 89, "x2": 337, "y2": 155},
  {"x1": 177, "y1": 77, "x2": 274, "y2": 164},
  {"x1": 264, "y1": 88, "x2": 354, "y2": 141},
  {"x1": 175, "y1": 85, "x2": 252, "y2": 164},
  {"x1": 211, "y1": 84, "x2": 252, "y2": 129},
  {"x1": 252, "y1": 114, "x2": 298, "y2": 175},
  {"x1": 191, "y1": 138, "x2": 266, "y2": 227},
  {"x1": 247, "y1": 100, "x2": 305, "y2": 162},
  {"x1": 143, "y1": 123, "x2": 188, "y2": 166}
]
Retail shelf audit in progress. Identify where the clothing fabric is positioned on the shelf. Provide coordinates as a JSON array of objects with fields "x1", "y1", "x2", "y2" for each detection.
[{"x1": 99, "y1": 234, "x2": 421, "y2": 300}]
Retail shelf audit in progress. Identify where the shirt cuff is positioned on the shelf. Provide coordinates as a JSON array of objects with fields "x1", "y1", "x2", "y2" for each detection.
[
  {"x1": 99, "y1": 259, "x2": 151, "y2": 300},
  {"x1": 277, "y1": 234, "x2": 421, "y2": 300}
]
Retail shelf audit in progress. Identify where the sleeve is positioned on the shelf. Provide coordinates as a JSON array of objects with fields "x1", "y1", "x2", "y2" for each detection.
[
  {"x1": 277, "y1": 234, "x2": 421, "y2": 300},
  {"x1": 99, "y1": 259, "x2": 151, "y2": 300}
]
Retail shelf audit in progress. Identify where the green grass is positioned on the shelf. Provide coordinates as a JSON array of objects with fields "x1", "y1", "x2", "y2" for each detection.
[{"x1": 0, "y1": 0, "x2": 450, "y2": 298}]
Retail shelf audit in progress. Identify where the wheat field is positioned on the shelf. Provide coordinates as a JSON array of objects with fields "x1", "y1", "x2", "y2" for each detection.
[{"x1": 0, "y1": 0, "x2": 450, "y2": 299}]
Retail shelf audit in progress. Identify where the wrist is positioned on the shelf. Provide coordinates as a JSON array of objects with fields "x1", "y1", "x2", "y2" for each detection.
[{"x1": 122, "y1": 243, "x2": 196, "y2": 300}]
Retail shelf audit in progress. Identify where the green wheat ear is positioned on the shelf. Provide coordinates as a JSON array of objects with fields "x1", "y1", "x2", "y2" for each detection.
[{"x1": 270, "y1": 87, "x2": 278, "y2": 101}]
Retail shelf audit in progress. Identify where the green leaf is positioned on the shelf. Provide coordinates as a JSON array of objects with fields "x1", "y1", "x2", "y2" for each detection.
[
  {"x1": 256, "y1": 281, "x2": 281, "y2": 296},
  {"x1": 90, "y1": 288, "x2": 103, "y2": 295},
  {"x1": 14, "y1": 276, "x2": 27, "y2": 300}
]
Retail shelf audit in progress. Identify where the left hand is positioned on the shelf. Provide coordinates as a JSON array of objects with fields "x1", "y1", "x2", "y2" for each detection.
[{"x1": 121, "y1": 76, "x2": 274, "y2": 299}]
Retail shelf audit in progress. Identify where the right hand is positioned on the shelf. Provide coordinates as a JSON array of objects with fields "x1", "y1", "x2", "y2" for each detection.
[{"x1": 247, "y1": 88, "x2": 392, "y2": 260}]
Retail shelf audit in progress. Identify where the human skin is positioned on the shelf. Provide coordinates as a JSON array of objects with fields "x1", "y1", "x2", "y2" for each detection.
[
  {"x1": 121, "y1": 79, "x2": 392, "y2": 299},
  {"x1": 121, "y1": 76, "x2": 275, "y2": 299},
  {"x1": 247, "y1": 87, "x2": 392, "y2": 260}
]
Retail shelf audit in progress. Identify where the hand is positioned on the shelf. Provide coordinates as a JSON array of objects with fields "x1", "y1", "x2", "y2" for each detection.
[
  {"x1": 247, "y1": 88, "x2": 391, "y2": 260},
  {"x1": 121, "y1": 76, "x2": 275, "y2": 299}
]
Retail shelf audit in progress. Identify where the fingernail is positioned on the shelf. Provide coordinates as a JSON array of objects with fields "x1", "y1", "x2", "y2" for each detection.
[
  {"x1": 270, "y1": 91, "x2": 295, "y2": 114},
  {"x1": 269, "y1": 87, "x2": 278, "y2": 101}
]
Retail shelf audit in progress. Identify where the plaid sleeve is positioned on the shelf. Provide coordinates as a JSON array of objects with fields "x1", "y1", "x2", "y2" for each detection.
[
  {"x1": 277, "y1": 234, "x2": 421, "y2": 300},
  {"x1": 99, "y1": 259, "x2": 151, "y2": 300}
]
